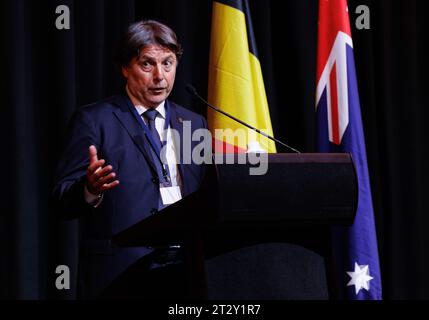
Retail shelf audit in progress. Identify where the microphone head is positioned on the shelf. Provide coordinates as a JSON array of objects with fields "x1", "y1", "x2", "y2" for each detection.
[{"x1": 185, "y1": 84, "x2": 197, "y2": 96}]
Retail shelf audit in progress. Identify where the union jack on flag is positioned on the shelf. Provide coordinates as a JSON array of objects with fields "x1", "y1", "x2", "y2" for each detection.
[{"x1": 316, "y1": 0, "x2": 382, "y2": 299}]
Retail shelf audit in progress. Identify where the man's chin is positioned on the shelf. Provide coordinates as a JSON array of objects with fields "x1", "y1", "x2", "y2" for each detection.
[
  {"x1": 151, "y1": 92, "x2": 168, "y2": 104},
  {"x1": 148, "y1": 96, "x2": 168, "y2": 106}
]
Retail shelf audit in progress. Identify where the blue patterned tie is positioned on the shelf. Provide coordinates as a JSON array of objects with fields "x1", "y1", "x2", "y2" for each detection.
[
  {"x1": 143, "y1": 109, "x2": 170, "y2": 185},
  {"x1": 143, "y1": 109, "x2": 162, "y2": 151}
]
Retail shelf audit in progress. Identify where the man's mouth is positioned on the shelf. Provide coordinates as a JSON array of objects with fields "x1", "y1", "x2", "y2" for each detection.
[{"x1": 150, "y1": 87, "x2": 166, "y2": 93}]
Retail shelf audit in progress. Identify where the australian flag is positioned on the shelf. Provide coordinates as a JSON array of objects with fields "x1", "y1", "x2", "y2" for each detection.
[{"x1": 316, "y1": 0, "x2": 382, "y2": 299}]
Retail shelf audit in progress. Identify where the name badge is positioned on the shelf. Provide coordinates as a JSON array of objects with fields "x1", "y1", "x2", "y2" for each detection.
[{"x1": 160, "y1": 185, "x2": 182, "y2": 205}]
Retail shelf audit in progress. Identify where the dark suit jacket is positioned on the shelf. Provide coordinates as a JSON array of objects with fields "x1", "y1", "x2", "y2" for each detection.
[{"x1": 53, "y1": 94, "x2": 207, "y2": 298}]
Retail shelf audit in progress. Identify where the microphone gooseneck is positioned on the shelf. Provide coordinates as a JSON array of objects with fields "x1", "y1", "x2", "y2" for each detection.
[{"x1": 186, "y1": 84, "x2": 300, "y2": 153}]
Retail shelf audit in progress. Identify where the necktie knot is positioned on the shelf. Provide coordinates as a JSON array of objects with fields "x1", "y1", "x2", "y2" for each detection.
[{"x1": 143, "y1": 108, "x2": 159, "y2": 122}]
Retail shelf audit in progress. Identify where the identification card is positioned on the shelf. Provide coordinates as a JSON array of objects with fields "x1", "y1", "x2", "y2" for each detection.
[{"x1": 160, "y1": 185, "x2": 182, "y2": 205}]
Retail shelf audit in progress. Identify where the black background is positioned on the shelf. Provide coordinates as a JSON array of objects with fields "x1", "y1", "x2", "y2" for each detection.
[{"x1": 1, "y1": 0, "x2": 428, "y2": 299}]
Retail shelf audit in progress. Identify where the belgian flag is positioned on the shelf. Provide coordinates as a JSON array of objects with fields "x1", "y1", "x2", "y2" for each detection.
[{"x1": 208, "y1": 0, "x2": 276, "y2": 153}]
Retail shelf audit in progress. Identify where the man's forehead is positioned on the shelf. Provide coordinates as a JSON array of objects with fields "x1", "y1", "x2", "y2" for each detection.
[{"x1": 138, "y1": 45, "x2": 175, "y2": 59}]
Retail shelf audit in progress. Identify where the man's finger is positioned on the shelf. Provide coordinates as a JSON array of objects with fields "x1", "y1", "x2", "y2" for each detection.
[
  {"x1": 100, "y1": 180, "x2": 120, "y2": 192},
  {"x1": 89, "y1": 145, "x2": 98, "y2": 165},
  {"x1": 87, "y1": 159, "x2": 105, "y2": 174},
  {"x1": 94, "y1": 172, "x2": 117, "y2": 189},
  {"x1": 91, "y1": 165, "x2": 113, "y2": 181}
]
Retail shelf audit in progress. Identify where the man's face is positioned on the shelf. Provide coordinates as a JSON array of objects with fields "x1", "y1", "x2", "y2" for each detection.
[{"x1": 122, "y1": 45, "x2": 177, "y2": 108}]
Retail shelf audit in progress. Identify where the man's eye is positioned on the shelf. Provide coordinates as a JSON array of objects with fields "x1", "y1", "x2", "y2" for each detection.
[
  {"x1": 163, "y1": 60, "x2": 174, "y2": 70},
  {"x1": 139, "y1": 62, "x2": 152, "y2": 70}
]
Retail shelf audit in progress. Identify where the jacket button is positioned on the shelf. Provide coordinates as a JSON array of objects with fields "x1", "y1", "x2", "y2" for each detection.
[
  {"x1": 150, "y1": 208, "x2": 158, "y2": 215},
  {"x1": 151, "y1": 177, "x2": 158, "y2": 184}
]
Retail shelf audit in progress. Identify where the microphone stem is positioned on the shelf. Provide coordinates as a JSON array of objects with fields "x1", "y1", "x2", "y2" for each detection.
[{"x1": 194, "y1": 91, "x2": 300, "y2": 154}]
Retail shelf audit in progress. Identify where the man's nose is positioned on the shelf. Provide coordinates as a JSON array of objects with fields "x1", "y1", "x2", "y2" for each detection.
[{"x1": 153, "y1": 64, "x2": 164, "y2": 82}]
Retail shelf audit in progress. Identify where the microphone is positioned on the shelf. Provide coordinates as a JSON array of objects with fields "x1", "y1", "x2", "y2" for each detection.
[{"x1": 186, "y1": 84, "x2": 300, "y2": 153}]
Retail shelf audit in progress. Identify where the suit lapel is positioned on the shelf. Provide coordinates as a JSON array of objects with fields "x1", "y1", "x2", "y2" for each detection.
[{"x1": 111, "y1": 95, "x2": 158, "y2": 175}]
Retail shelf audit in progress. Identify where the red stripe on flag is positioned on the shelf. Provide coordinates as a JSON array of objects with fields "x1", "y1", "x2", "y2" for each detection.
[
  {"x1": 212, "y1": 137, "x2": 247, "y2": 154},
  {"x1": 316, "y1": 0, "x2": 351, "y2": 83},
  {"x1": 330, "y1": 62, "x2": 340, "y2": 145}
]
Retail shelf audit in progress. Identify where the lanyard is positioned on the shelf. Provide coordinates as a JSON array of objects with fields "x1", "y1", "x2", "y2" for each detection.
[{"x1": 126, "y1": 98, "x2": 171, "y2": 180}]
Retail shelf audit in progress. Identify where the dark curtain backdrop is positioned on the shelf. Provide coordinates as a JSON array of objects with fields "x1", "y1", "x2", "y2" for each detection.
[{"x1": 1, "y1": 0, "x2": 428, "y2": 299}]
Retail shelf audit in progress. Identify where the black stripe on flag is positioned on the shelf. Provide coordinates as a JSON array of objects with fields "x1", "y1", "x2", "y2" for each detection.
[{"x1": 214, "y1": 0, "x2": 259, "y2": 58}]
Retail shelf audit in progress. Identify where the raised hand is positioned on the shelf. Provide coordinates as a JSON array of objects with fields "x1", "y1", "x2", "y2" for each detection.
[{"x1": 86, "y1": 145, "x2": 120, "y2": 195}]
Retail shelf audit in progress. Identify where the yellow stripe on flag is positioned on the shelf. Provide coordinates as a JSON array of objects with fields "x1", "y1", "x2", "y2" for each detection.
[{"x1": 208, "y1": 1, "x2": 276, "y2": 153}]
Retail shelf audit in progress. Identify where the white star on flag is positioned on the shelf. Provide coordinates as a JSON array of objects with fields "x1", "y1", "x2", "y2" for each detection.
[{"x1": 346, "y1": 262, "x2": 374, "y2": 295}]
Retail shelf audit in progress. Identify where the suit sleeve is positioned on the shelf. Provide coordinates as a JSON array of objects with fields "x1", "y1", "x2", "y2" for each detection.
[{"x1": 52, "y1": 108, "x2": 99, "y2": 219}]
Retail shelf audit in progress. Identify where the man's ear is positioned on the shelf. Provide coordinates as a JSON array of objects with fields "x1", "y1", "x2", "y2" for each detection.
[{"x1": 121, "y1": 66, "x2": 129, "y2": 78}]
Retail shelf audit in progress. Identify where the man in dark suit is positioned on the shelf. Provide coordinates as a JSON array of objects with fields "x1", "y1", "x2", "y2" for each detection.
[{"x1": 53, "y1": 20, "x2": 208, "y2": 299}]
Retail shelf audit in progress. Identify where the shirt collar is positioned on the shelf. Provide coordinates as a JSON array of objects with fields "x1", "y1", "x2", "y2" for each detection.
[
  {"x1": 135, "y1": 101, "x2": 166, "y2": 119},
  {"x1": 126, "y1": 85, "x2": 166, "y2": 119}
]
